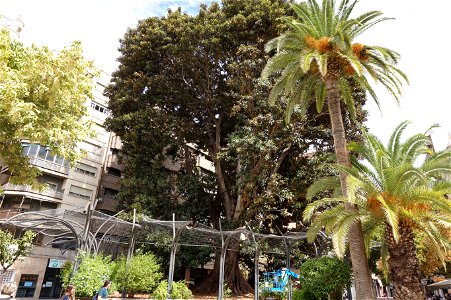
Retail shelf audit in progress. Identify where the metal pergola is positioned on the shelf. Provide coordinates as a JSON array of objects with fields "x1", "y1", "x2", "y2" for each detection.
[{"x1": 0, "y1": 208, "x2": 308, "y2": 300}]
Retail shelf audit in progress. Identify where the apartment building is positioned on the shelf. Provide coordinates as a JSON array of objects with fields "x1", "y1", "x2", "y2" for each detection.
[{"x1": 0, "y1": 73, "x2": 113, "y2": 299}]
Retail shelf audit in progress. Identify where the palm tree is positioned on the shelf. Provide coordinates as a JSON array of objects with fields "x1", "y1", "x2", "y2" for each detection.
[
  {"x1": 261, "y1": 1, "x2": 407, "y2": 298},
  {"x1": 304, "y1": 121, "x2": 451, "y2": 300}
]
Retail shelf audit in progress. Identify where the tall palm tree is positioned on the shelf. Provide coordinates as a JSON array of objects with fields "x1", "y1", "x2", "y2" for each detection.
[
  {"x1": 261, "y1": 1, "x2": 407, "y2": 298},
  {"x1": 304, "y1": 121, "x2": 451, "y2": 300}
]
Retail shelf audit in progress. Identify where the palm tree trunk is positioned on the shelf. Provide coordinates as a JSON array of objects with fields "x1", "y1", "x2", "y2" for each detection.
[
  {"x1": 385, "y1": 221, "x2": 424, "y2": 300},
  {"x1": 325, "y1": 77, "x2": 375, "y2": 300}
]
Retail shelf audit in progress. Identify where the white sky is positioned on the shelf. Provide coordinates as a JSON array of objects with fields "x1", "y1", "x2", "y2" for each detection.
[{"x1": 1, "y1": 0, "x2": 450, "y2": 150}]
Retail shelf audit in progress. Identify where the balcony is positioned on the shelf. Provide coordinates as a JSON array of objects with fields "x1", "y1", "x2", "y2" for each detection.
[
  {"x1": 30, "y1": 157, "x2": 70, "y2": 175},
  {"x1": 100, "y1": 173, "x2": 121, "y2": 190},
  {"x1": 96, "y1": 195, "x2": 119, "y2": 213},
  {"x1": 0, "y1": 209, "x2": 22, "y2": 220},
  {"x1": 106, "y1": 154, "x2": 123, "y2": 171},
  {"x1": 2, "y1": 183, "x2": 64, "y2": 200}
]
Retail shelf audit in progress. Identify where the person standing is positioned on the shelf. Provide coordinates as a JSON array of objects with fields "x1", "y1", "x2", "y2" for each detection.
[
  {"x1": 98, "y1": 281, "x2": 111, "y2": 300},
  {"x1": 62, "y1": 284, "x2": 75, "y2": 300}
]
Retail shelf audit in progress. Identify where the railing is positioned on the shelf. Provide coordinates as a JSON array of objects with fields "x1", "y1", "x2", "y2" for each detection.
[
  {"x1": 2, "y1": 183, "x2": 64, "y2": 200},
  {"x1": 96, "y1": 195, "x2": 119, "y2": 212},
  {"x1": 0, "y1": 209, "x2": 22, "y2": 220},
  {"x1": 29, "y1": 157, "x2": 70, "y2": 175}
]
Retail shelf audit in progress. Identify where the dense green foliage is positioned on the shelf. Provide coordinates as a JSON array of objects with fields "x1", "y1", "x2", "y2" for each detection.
[
  {"x1": 153, "y1": 280, "x2": 192, "y2": 300},
  {"x1": 298, "y1": 257, "x2": 351, "y2": 300},
  {"x1": 63, "y1": 254, "x2": 112, "y2": 297},
  {"x1": 0, "y1": 29, "x2": 96, "y2": 186},
  {"x1": 106, "y1": 0, "x2": 366, "y2": 293},
  {"x1": 113, "y1": 253, "x2": 163, "y2": 295},
  {"x1": 106, "y1": 0, "x2": 366, "y2": 233},
  {"x1": 292, "y1": 288, "x2": 318, "y2": 300}
]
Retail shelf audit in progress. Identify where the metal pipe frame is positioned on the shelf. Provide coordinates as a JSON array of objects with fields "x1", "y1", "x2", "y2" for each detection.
[
  {"x1": 218, "y1": 229, "x2": 247, "y2": 300},
  {"x1": 167, "y1": 219, "x2": 190, "y2": 299},
  {"x1": 88, "y1": 209, "x2": 124, "y2": 253}
]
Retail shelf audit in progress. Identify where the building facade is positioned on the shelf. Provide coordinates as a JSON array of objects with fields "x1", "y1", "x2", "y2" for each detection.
[{"x1": 0, "y1": 73, "x2": 115, "y2": 299}]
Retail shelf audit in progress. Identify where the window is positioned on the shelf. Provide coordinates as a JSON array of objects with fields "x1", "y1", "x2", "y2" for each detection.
[
  {"x1": 38, "y1": 145, "x2": 47, "y2": 159},
  {"x1": 90, "y1": 101, "x2": 110, "y2": 115},
  {"x1": 81, "y1": 142, "x2": 102, "y2": 157},
  {"x1": 107, "y1": 167, "x2": 121, "y2": 177},
  {"x1": 111, "y1": 148, "x2": 120, "y2": 156},
  {"x1": 103, "y1": 188, "x2": 118, "y2": 197},
  {"x1": 29, "y1": 144, "x2": 38, "y2": 157},
  {"x1": 0, "y1": 270, "x2": 15, "y2": 284},
  {"x1": 68, "y1": 185, "x2": 92, "y2": 200},
  {"x1": 17, "y1": 274, "x2": 38, "y2": 298},
  {"x1": 74, "y1": 163, "x2": 97, "y2": 177},
  {"x1": 22, "y1": 143, "x2": 67, "y2": 166},
  {"x1": 47, "y1": 183, "x2": 58, "y2": 191}
]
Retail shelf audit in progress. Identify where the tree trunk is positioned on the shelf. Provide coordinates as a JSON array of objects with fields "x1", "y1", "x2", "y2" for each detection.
[
  {"x1": 194, "y1": 246, "x2": 253, "y2": 295},
  {"x1": 385, "y1": 221, "x2": 424, "y2": 300},
  {"x1": 325, "y1": 77, "x2": 375, "y2": 300}
]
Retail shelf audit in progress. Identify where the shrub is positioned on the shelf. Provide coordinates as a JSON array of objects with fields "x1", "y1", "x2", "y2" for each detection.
[
  {"x1": 153, "y1": 280, "x2": 192, "y2": 300},
  {"x1": 63, "y1": 253, "x2": 112, "y2": 297},
  {"x1": 113, "y1": 253, "x2": 163, "y2": 295},
  {"x1": 292, "y1": 288, "x2": 319, "y2": 300},
  {"x1": 299, "y1": 257, "x2": 351, "y2": 300}
]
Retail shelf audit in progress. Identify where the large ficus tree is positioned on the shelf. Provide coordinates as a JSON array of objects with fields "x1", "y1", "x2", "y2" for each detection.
[
  {"x1": 106, "y1": 0, "x2": 367, "y2": 294},
  {"x1": 261, "y1": 1, "x2": 407, "y2": 298},
  {"x1": 0, "y1": 29, "x2": 96, "y2": 186}
]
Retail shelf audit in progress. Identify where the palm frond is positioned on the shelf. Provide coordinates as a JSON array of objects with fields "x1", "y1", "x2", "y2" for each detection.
[
  {"x1": 306, "y1": 176, "x2": 341, "y2": 200},
  {"x1": 387, "y1": 120, "x2": 410, "y2": 159},
  {"x1": 377, "y1": 194, "x2": 399, "y2": 241},
  {"x1": 303, "y1": 196, "x2": 345, "y2": 221}
]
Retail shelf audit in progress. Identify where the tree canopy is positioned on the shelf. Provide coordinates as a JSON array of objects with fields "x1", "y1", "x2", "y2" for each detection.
[
  {"x1": 106, "y1": 0, "x2": 367, "y2": 294},
  {"x1": 0, "y1": 29, "x2": 96, "y2": 186}
]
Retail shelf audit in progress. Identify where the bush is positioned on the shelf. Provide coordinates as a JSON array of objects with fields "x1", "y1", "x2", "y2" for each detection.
[
  {"x1": 299, "y1": 257, "x2": 351, "y2": 300},
  {"x1": 153, "y1": 280, "x2": 192, "y2": 300},
  {"x1": 62, "y1": 253, "x2": 112, "y2": 297},
  {"x1": 113, "y1": 253, "x2": 163, "y2": 295},
  {"x1": 292, "y1": 288, "x2": 319, "y2": 300}
]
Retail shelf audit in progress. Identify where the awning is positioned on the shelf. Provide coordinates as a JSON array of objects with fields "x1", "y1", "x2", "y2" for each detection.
[{"x1": 427, "y1": 279, "x2": 451, "y2": 290}]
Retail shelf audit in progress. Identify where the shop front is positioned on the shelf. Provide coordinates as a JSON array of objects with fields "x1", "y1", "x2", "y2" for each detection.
[{"x1": 39, "y1": 259, "x2": 65, "y2": 299}]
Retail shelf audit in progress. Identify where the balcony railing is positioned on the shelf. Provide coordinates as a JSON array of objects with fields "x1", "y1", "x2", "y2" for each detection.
[
  {"x1": 96, "y1": 195, "x2": 119, "y2": 212},
  {"x1": 30, "y1": 157, "x2": 70, "y2": 175},
  {"x1": 0, "y1": 209, "x2": 22, "y2": 220},
  {"x1": 2, "y1": 183, "x2": 64, "y2": 200}
]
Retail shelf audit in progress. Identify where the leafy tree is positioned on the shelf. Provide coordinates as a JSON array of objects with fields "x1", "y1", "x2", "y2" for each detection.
[
  {"x1": 0, "y1": 229, "x2": 35, "y2": 289},
  {"x1": 153, "y1": 280, "x2": 192, "y2": 300},
  {"x1": 261, "y1": 1, "x2": 408, "y2": 298},
  {"x1": 304, "y1": 121, "x2": 451, "y2": 299},
  {"x1": 106, "y1": 0, "x2": 366, "y2": 294},
  {"x1": 298, "y1": 256, "x2": 351, "y2": 300},
  {"x1": 113, "y1": 253, "x2": 163, "y2": 296},
  {"x1": 0, "y1": 29, "x2": 96, "y2": 186},
  {"x1": 63, "y1": 253, "x2": 112, "y2": 297}
]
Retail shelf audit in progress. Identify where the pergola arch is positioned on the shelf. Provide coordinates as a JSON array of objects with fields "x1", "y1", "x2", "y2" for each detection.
[{"x1": 0, "y1": 208, "x2": 310, "y2": 299}]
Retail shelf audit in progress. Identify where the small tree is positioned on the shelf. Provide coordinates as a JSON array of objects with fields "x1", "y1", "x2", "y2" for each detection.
[
  {"x1": 0, "y1": 229, "x2": 35, "y2": 290},
  {"x1": 0, "y1": 29, "x2": 96, "y2": 186},
  {"x1": 63, "y1": 253, "x2": 112, "y2": 297},
  {"x1": 113, "y1": 253, "x2": 163, "y2": 296},
  {"x1": 299, "y1": 257, "x2": 351, "y2": 300}
]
